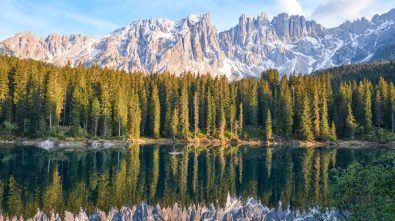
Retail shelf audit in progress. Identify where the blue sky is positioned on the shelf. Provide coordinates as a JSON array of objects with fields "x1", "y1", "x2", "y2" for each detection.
[{"x1": 0, "y1": 0, "x2": 394, "y2": 39}]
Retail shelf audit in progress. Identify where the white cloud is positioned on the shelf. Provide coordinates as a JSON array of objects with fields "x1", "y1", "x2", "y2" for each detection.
[
  {"x1": 276, "y1": 0, "x2": 304, "y2": 15},
  {"x1": 0, "y1": 0, "x2": 118, "y2": 39},
  {"x1": 312, "y1": 0, "x2": 376, "y2": 27}
]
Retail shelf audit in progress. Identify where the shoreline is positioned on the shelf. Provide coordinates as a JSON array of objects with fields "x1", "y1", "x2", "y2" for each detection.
[{"x1": 0, "y1": 137, "x2": 394, "y2": 150}]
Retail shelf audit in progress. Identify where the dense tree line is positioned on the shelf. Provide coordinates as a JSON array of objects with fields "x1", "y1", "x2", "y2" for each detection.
[
  {"x1": 0, "y1": 55, "x2": 394, "y2": 141},
  {"x1": 314, "y1": 61, "x2": 395, "y2": 85}
]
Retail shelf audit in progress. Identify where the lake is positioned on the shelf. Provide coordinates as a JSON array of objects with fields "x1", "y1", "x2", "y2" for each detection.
[{"x1": 0, "y1": 145, "x2": 392, "y2": 220}]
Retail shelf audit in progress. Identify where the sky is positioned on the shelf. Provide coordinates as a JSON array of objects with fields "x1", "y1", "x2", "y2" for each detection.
[{"x1": 0, "y1": 0, "x2": 394, "y2": 40}]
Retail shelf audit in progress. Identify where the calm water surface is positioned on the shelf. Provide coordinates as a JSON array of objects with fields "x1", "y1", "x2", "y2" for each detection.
[{"x1": 0, "y1": 145, "x2": 392, "y2": 218}]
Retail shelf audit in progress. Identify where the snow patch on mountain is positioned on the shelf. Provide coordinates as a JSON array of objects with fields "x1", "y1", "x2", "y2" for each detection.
[{"x1": 0, "y1": 9, "x2": 394, "y2": 78}]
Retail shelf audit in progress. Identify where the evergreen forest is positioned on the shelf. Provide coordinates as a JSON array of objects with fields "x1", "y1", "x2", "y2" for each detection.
[{"x1": 0, "y1": 55, "x2": 395, "y2": 141}]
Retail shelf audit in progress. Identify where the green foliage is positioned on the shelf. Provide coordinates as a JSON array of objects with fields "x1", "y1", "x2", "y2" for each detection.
[
  {"x1": 43, "y1": 168, "x2": 63, "y2": 215},
  {"x1": 6, "y1": 176, "x2": 22, "y2": 218},
  {"x1": 0, "y1": 143, "x2": 392, "y2": 219},
  {"x1": 329, "y1": 121, "x2": 337, "y2": 141},
  {"x1": 265, "y1": 110, "x2": 273, "y2": 140},
  {"x1": 179, "y1": 84, "x2": 189, "y2": 138},
  {"x1": 299, "y1": 94, "x2": 314, "y2": 141},
  {"x1": 329, "y1": 156, "x2": 395, "y2": 221},
  {"x1": 170, "y1": 107, "x2": 179, "y2": 139},
  {"x1": 1, "y1": 121, "x2": 17, "y2": 136},
  {"x1": 193, "y1": 91, "x2": 199, "y2": 138},
  {"x1": 148, "y1": 84, "x2": 160, "y2": 138},
  {"x1": 346, "y1": 104, "x2": 358, "y2": 139},
  {"x1": 0, "y1": 180, "x2": 3, "y2": 211},
  {"x1": 96, "y1": 173, "x2": 111, "y2": 213},
  {"x1": 0, "y1": 55, "x2": 393, "y2": 141},
  {"x1": 241, "y1": 127, "x2": 265, "y2": 139},
  {"x1": 127, "y1": 92, "x2": 141, "y2": 140}
]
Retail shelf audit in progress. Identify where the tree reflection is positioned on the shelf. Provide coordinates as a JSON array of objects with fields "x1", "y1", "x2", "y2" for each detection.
[{"x1": 0, "y1": 145, "x2": 390, "y2": 219}]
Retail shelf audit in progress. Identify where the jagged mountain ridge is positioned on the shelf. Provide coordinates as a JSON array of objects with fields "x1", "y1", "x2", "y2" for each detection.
[{"x1": 1, "y1": 9, "x2": 394, "y2": 78}]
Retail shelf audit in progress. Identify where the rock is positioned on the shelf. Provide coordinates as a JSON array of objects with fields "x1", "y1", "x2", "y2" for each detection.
[
  {"x1": 89, "y1": 141, "x2": 102, "y2": 149},
  {"x1": 103, "y1": 141, "x2": 114, "y2": 148},
  {"x1": 57, "y1": 141, "x2": 85, "y2": 148},
  {"x1": 37, "y1": 140, "x2": 55, "y2": 150}
]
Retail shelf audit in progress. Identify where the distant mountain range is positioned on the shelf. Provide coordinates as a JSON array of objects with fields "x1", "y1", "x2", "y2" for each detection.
[{"x1": 1, "y1": 9, "x2": 394, "y2": 78}]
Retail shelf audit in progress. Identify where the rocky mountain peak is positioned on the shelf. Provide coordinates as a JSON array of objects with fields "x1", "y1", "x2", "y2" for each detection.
[
  {"x1": 186, "y1": 13, "x2": 211, "y2": 24},
  {"x1": 271, "y1": 14, "x2": 324, "y2": 40},
  {"x1": 1, "y1": 9, "x2": 394, "y2": 78},
  {"x1": 372, "y1": 8, "x2": 395, "y2": 24}
]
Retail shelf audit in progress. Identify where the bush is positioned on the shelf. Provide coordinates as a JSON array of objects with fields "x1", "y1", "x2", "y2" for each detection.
[
  {"x1": 2, "y1": 121, "x2": 18, "y2": 136},
  {"x1": 329, "y1": 155, "x2": 395, "y2": 220},
  {"x1": 240, "y1": 127, "x2": 265, "y2": 139}
]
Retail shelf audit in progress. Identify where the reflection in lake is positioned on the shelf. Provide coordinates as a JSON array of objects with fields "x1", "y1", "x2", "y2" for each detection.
[{"x1": 0, "y1": 145, "x2": 391, "y2": 219}]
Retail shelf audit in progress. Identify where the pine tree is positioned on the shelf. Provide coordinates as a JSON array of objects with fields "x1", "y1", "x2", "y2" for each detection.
[
  {"x1": 313, "y1": 86, "x2": 320, "y2": 138},
  {"x1": 374, "y1": 88, "x2": 382, "y2": 127},
  {"x1": 71, "y1": 83, "x2": 89, "y2": 135},
  {"x1": 139, "y1": 85, "x2": 148, "y2": 136},
  {"x1": 320, "y1": 89, "x2": 330, "y2": 140},
  {"x1": 179, "y1": 84, "x2": 189, "y2": 138},
  {"x1": 149, "y1": 84, "x2": 161, "y2": 138},
  {"x1": 193, "y1": 91, "x2": 199, "y2": 139},
  {"x1": 127, "y1": 92, "x2": 141, "y2": 140},
  {"x1": 218, "y1": 104, "x2": 226, "y2": 140},
  {"x1": 114, "y1": 90, "x2": 128, "y2": 137},
  {"x1": 237, "y1": 102, "x2": 243, "y2": 136},
  {"x1": 249, "y1": 82, "x2": 258, "y2": 126},
  {"x1": 229, "y1": 85, "x2": 237, "y2": 135},
  {"x1": 44, "y1": 71, "x2": 66, "y2": 132},
  {"x1": 206, "y1": 90, "x2": 216, "y2": 137},
  {"x1": 91, "y1": 97, "x2": 101, "y2": 137},
  {"x1": 329, "y1": 121, "x2": 337, "y2": 141},
  {"x1": 99, "y1": 80, "x2": 111, "y2": 137},
  {"x1": 170, "y1": 107, "x2": 179, "y2": 139},
  {"x1": 390, "y1": 83, "x2": 395, "y2": 133},
  {"x1": 363, "y1": 80, "x2": 373, "y2": 131},
  {"x1": 376, "y1": 77, "x2": 388, "y2": 128},
  {"x1": 279, "y1": 76, "x2": 293, "y2": 137},
  {"x1": 300, "y1": 94, "x2": 314, "y2": 141},
  {"x1": 265, "y1": 109, "x2": 273, "y2": 141},
  {"x1": 346, "y1": 104, "x2": 358, "y2": 139}
]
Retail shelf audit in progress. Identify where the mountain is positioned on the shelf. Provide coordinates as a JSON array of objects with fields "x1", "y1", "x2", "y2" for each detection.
[{"x1": 1, "y1": 9, "x2": 394, "y2": 78}]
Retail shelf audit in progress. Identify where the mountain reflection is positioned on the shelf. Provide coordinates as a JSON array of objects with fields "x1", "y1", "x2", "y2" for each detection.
[{"x1": 0, "y1": 145, "x2": 390, "y2": 219}]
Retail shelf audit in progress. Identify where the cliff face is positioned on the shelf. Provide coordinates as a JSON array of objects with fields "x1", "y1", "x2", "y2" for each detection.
[{"x1": 1, "y1": 9, "x2": 394, "y2": 78}]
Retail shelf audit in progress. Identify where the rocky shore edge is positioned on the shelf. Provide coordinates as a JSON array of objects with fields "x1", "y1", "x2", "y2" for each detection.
[{"x1": 0, "y1": 137, "x2": 394, "y2": 150}]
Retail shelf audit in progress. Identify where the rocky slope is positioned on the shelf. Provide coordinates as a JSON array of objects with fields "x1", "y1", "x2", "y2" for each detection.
[{"x1": 0, "y1": 9, "x2": 394, "y2": 78}]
